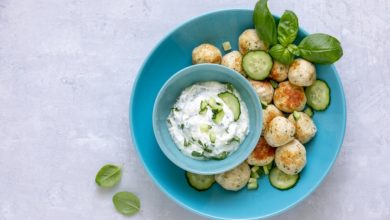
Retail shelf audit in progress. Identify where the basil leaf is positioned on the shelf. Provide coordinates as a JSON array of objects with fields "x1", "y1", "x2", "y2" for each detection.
[
  {"x1": 253, "y1": 0, "x2": 277, "y2": 46},
  {"x1": 298, "y1": 33, "x2": 343, "y2": 64},
  {"x1": 269, "y1": 44, "x2": 295, "y2": 64},
  {"x1": 287, "y1": 44, "x2": 300, "y2": 56},
  {"x1": 95, "y1": 164, "x2": 122, "y2": 188},
  {"x1": 277, "y1": 10, "x2": 299, "y2": 47},
  {"x1": 112, "y1": 192, "x2": 141, "y2": 216}
]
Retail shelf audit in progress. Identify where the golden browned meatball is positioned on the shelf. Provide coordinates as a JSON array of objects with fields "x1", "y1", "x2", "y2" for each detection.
[
  {"x1": 273, "y1": 81, "x2": 307, "y2": 113},
  {"x1": 192, "y1": 43, "x2": 222, "y2": 64},
  {"x1": 275, "y1": 139, "x2": 306, "y2": 175},
  {"x1": 288, "y1": 112, "x2": 317, "y2": 144},
  {"x1": 221, "y1": 51, "x2": 244, "y2": 75},
  {"x1": 247, "y1": 137, "x2": 275, "y2": 166},
  {"x1": 262, "y1": 104, "x2": 284, "y2": 134},
  {"x1": 215, "y1": 162, "x2": 251, "y2": 191},
  {"x1": 264, "y1": 116, "x2": 296, "y2": 147},
  {"x1": 269, "y1": 61, "x2": 289, "y2": 82},
  {"x1": 288, "y1": 58, "x2": 316, "y2": 86},
  {"x1": 238, "y1": 29, "x2": 268, "y2": 54},
  {"x1": 249, "y1": 80, "x2": 274, "y2": 104}
]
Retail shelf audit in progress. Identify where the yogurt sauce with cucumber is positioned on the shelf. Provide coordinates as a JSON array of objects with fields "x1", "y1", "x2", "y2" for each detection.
[{"x1": 167, "y1": 81, "x2": 249, "y2": 160}]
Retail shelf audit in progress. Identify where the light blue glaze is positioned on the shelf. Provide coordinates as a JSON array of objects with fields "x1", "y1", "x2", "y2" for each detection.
[
  {"x1": 153, "y1": 64, "x2": 262, "y2": 175},
  {"x1": 130, "y1": 9, "x2": 346, "y2": 220}
]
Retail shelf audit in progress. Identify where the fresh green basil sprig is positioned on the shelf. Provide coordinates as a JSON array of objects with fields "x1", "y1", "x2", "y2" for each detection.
[
  {"x1": 277, "y1": 10, "x2": 299, "y2": 47},
  {"x1": 253, "y1": 0, "x2": 277, "y2": 46},
  {"x1": 253, "y1": 0, "x2": 343, "y2": 65},
  {"x1": 268, "y1": 10, "x2": 300, "y2": 65}
]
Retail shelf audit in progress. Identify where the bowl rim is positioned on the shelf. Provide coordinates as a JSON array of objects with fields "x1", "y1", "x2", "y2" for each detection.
[
  {"x1": 129, "y1": 8, "x2": 347, "y2": 220},
  {"x1": 152, "y1": 63, "x2": 262, "y2": 175}
]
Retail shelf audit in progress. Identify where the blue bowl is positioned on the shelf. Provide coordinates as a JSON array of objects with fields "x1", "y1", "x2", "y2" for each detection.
[
  {"x1": 152, "y1": 64, "x2": 262, "y2": 175},
  {"x1": 130, "y1": 9, "x2": 346, "y2": 219}
]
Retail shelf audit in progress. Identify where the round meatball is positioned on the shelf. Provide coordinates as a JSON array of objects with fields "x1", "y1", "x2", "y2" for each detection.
[
  {"x1": 215, "y1": 162, "x2": 250, "y2": 191},
  {"x1": 273, "y1": 81, "x2": 307, "y2": 113},
  {"x1": 288, "y1": 112, "x2": 317, "y2": 144},
  {"x1": 238, "y1": 29, "x2": 268, "y2": 54},
  {"x1": 192, "y1": 43, "x2": 222, "y2": 64},
  {"x1": 269, "y1": 61, "x2": 289, "y2": 82},
  {"x1": 262, "y1": 104, "x2": 284, "y2": 133},
  {"x1": 221, "y1": 51, "x2": 244, "y2": 75},
  {"x1": 249, "y1": 80, "x2": 274, "y2": 104},
  {"x1": 264, "y1": 116, "x2": 295, "y2": 147},
  {"x1": 288, "y1": 59, "x2": 316, "y2": 86},
  {"x1": 275, "y1": 139, "x2": 306, "y2": 175},
  {"x1": 247, "y1": 137, "x2": 275, "y2": 166}
]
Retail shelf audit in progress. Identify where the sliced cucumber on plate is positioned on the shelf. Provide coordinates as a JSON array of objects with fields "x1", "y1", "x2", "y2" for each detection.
[
  {"x1": 185, "y1": 171, "x2": 215, "y2": 191},
  {"x1": 242, "y1": 51, "x2": 273, "y2": 80},
  {"x1": 269, "y1": 167, "x2": 299, "y2": 190}
]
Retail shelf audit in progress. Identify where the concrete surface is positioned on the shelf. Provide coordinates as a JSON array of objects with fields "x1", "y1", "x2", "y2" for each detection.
[{"x1": 1, "y1": 0, "x2": 390, "y2": 219}]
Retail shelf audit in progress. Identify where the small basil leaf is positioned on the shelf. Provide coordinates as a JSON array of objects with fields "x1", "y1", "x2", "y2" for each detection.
[
  {"x1": 95, "y1": 164, "x2": 122, "y2": 188},
  {"x1": 253, "y1": 0, "x2": 277, "y2": 46},
  {"x1": 277, "y1": 10, "x2": 299, "y2": 47},
  {"x1": 287, "y1": 44, "x2": 300, "y2": 56},
  {"x1": 113, "y1": 192, "x2": 141, "y2": 216},
  {"x1": 298, "y1": 33, "x2": 343, "y2": 64},
  {"x1": 269, "y1": 44, "x2": 295, "y2": 65}
]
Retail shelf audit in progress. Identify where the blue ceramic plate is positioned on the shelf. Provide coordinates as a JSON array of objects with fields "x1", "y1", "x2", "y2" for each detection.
[{"x1": 130, "y1": 9, "x2": 346, "y2": 219}]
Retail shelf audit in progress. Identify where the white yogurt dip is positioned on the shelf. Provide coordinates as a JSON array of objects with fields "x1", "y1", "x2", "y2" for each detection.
[{"x1": 167, "y1": 81, "x2": 249, "y2": 160}]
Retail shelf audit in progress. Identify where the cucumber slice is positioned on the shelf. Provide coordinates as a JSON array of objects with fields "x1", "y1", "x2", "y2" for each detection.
[
  {"x1": 218, "y1": 92, "x2": 241, "y2": 121},
  {"x1": 293, "y1": 111, "x2": 301, "y2": 121},
  {"x1": 304, "y1": 107, "x2": 314, "y2": 117},
  {"x1": 305, "y1": 80, "x2": 330, "y2": 111},
  {"x1": 209, "y1": 131, "x2": 216, "y2": 143},
  {"x1": 200, "y1": 124, "x2": 211, "y2": 133},
  {"x1": 242, "y1": 51, "x2": 273, "y2": 80},
  {"x1": 247, "y1": 178, "x2": 258, "y2": 190},
  {"x1": 185, "y1": 172, "x2": 215, "y2": 191},
  {"x1": 212, "y1": 109, "x2": 225, "y2": 124},
  {"x1": 269, "y1": 167, "x2": 299, "y2": 190}
]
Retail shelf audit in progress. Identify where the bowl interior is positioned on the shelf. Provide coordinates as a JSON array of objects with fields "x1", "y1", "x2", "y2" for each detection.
[
  {"x1": 130, "y1": 9, "x2": 346, "y2": 219},
  {"x1": 153, "y1": 64, "x2": 262, "y2": 175}
]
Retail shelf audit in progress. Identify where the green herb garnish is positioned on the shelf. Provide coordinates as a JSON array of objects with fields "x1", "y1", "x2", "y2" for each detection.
[
  {"x1": 112, "y1": 192, "x2": 140, "y2": 216},
  {"x1": 95, "y1": 164, "x2": 122, "y2": 188}
]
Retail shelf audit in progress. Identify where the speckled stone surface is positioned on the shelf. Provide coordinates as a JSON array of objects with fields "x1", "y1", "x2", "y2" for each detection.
[{"x1": 1, "y1": 0, "x2": 390, "y2": 219}]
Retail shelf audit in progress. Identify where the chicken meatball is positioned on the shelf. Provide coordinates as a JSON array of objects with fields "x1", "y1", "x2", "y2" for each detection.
[
  {"x1": 249, "y1": 80, "x2": 274, "y2": 104},
  {"x1": 262, "y1": 104, "x2": 284, "y2": 133},
  {"x1": 273, "y1": 81, "x2": 307, "y2": 113},
  {"x1": 238, "y1": 29, "x2": 268, "y2": 54},
  {"x1": 264, "y1": 116, "x2": 295, "y2": 147},
  {"x1": 288, "y1": 58, "x2": 316, "y2": 86},
  {"x1": 192, "y1": 43, "x2": 222, "y2": 64},
  {"x1": 275, "y1": 139, "x2": 307, "y2": 175},
  {"x1": 215, "y1": 162, "x2": 251, "y2": 191},
  {"x1": 269, "y1": 61, "x2": 289, "y2": 82},
  {"x1": 247, "y1": 137, "x2": 275, "y2": 166},
  {"x1": 221, "y1": 51, "x2": 244, "y2": 75},
  {"x1": 288, "y1": 112, "x2": 317, "y2": 144}
]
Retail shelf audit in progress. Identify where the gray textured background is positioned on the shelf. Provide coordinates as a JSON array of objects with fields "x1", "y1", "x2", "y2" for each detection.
[{"x1": 1, "y1": 0, "x2": 389, "y2": 219}]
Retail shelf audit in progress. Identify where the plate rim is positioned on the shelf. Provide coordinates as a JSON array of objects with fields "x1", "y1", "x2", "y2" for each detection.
[{"x1": 129, "y1": 8, "x2": 347, "y2": 220}]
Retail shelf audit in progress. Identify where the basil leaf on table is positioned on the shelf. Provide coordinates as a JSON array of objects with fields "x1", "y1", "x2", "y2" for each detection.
[
  {"x1": 269, "y1": 44, "x2": 295, "y2": 65},
  {"x1": 253, "y1": 0, "x2": 277, "y2": 46},
  {"x1": 277, "y1": 10, "x2": 299, "y2": 47},
  {"x1": 298, "y1": 33, "x2": 343, "y2": 64},
  {"x1": 113, "y1": 192, "x2": 141, "y2": 216},
  {"x1": 95, "y1": 164, "x2": 122, "y2": 188}
]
